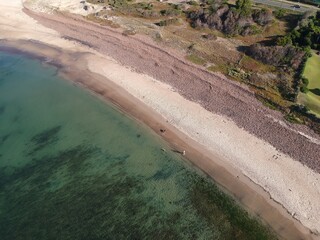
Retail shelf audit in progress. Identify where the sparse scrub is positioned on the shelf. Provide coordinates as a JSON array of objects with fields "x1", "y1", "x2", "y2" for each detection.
[
  {"x1": 160, "y1": 8, "x2": 181, "y2": 16},
  {"x1": 228, "y1": 67, "x2": 251, "y2": 80},
  {"x1": 186, "y1": 54, "x2": 207, "y2": 65},
  {"x1": 155, "y1": 18, "x2": 179, "y2": 26},
  {"x1": 284, "y1": 113, "x2": 303, "y2": 123}
]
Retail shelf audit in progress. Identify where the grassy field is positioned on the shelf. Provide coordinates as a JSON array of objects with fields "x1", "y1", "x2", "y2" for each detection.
[
  {"x1": 304, "y1": 53, "x2": 320, "y2": 90},
  {"x1": 299, "y1": 52, "x2": 320, "y2": 116}
]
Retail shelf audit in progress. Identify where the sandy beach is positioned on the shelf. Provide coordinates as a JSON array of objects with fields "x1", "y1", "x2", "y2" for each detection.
[{"x1": 1, "y1": 0, "x2": 320, "y2": 239}]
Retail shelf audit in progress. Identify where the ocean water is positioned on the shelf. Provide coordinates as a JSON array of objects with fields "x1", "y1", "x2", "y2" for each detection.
[{"x1": 0, "y1": 51, "x2": 276, "y2": 239}]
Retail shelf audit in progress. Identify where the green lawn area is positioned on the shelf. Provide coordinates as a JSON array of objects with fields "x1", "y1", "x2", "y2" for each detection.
[
  {"x1": 304, "y1": 53, "x2": 320, "y2": 90},
  {"x1": 298, "y1": 52, "x2": 320, "y2": 116}
]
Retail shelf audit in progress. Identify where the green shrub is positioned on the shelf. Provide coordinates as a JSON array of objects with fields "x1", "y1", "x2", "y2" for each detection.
[
  {"x1": 155, "y1": 18, "x2": 179, "y2": 26},
  {"x1": 160, "y1": 9, "x2": 181, "y2": 16},
  {"x1": 302, "y1": 77, "x2": 309, "y2": 86},
  {"x1": 300, "y1": 85, "x2": 309, "y2": 93},
  {"x1": 236, "y1": 0, "x2": 252, "y2": 17},
  {"x1": 273, "y1": 9, "x2": 286, "y2": 19},
  {"x1": 187, "y1": 0, "x2": 198, "y2": 6},
  {"x1": 276, "y1": 35, "x2": 292, "y2": 46}
]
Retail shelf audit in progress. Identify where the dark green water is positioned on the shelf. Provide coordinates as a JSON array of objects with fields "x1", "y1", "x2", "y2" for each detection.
[{"x1": 0, "y1": 51, "x2": 276, "y2": 239}]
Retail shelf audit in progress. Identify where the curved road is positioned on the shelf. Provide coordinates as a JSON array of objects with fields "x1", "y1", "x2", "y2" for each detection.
[{"x1": 253, "y1": 0, "x2": 319, "y2": 12}]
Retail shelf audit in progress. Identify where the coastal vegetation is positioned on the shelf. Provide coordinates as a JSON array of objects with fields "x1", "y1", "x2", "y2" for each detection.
[
  {"x1": 277, "y1": 11, "x2": 320, "y2": 50},
  {"x1": 83, "y1": 0, "x2": 320, "y2": 133},
  {"x1": 246, "y1": 9, "x2": 320, "y2": 130}
]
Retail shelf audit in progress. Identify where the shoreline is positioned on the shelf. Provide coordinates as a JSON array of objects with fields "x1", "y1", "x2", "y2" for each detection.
[
  {"x1": 0, "y1": 0, "x2": 320, "y2": 238},
  {"x1": 24, "y1": 9, "x2": 320, "y2": 172},
  {"x1": 0, "y1": 39, "x2": 317, "y2": 240}
]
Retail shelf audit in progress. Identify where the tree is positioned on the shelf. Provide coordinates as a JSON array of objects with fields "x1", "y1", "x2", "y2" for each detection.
[
  {"x1": 277, "y1": 35, "x2": 292, "y2": 46},
  {"x1": 274, "y1": 9, "x2": 286, "y2": 19},
  {"x1": 235, "y1": 0, "x2": 252, "y2": 17},
  {"x1": 303, "y1": 32, "x2": 312, "y2": 47}
]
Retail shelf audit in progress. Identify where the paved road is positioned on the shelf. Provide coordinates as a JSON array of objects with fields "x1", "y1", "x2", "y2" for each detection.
[{"x1": 253, "y1": 0, "x2": 317, "y2": 12}]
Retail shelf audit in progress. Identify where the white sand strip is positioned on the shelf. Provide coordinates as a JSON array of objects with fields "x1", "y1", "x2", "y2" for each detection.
[{"x1": 86, "y1": 54, "x2": 320, "y2": 234}]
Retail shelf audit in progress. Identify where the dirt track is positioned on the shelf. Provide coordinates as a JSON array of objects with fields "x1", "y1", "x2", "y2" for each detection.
[{"x1": 25, "y1": 9, "x2": 320, "y2": 173}]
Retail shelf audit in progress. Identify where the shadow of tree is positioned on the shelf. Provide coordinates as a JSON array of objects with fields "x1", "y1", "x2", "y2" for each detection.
[
  {"x1": 310, "y1": 88, "x2": 320, "y2": 96},
  {"x1": 236, "y1": 36, "x2": 278, "y2": 54}
]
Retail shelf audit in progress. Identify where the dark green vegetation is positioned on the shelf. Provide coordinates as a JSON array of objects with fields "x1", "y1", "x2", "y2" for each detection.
[
  {"x1": 28, "y1": 126, "x2": 62, "y2": 155},
  {"x1": 277, "y1": 11, "x2": 320, "y2": 50},
  {"x1": 0, "y1": 52, "x2": 277, "y2": 239}
]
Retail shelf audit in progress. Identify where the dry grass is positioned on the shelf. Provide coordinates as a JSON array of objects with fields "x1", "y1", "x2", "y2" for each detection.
[
  {"x1": 239, "y1": 55, "x2": 272, "y2": 73},
  {"x1": 186, "y1": 54, "x2": 206, "y2": 65}
]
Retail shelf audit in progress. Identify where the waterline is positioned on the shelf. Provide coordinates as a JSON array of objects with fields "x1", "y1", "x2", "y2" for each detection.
[{"x1": 0, "y1": 51, "x2": 278, "y2": 239}]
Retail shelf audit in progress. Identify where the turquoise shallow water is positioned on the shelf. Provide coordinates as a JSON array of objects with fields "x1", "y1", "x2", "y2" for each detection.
[{"x1": 0, "y1": 51, "x2": 276, "y2": 239}]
